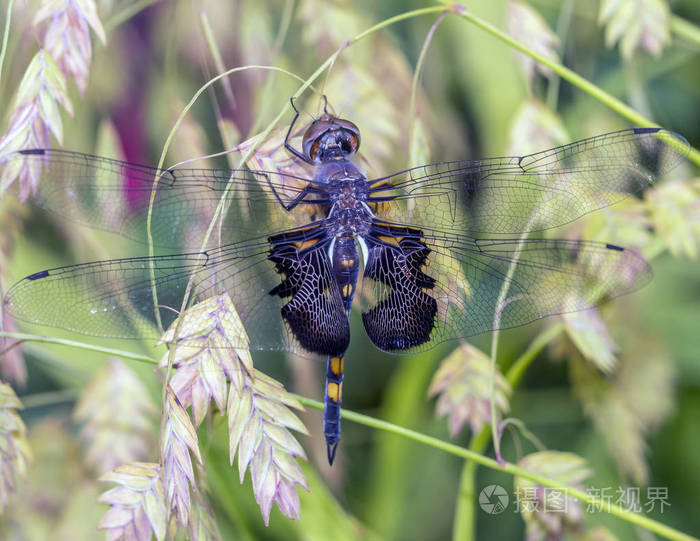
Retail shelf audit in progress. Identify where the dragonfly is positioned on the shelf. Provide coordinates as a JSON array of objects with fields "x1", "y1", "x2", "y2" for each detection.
[{"x1": 0, "y1": 99, "x2": 689, "y2": 463}]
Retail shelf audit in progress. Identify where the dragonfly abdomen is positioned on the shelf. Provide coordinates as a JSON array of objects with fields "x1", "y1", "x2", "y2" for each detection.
[
  {"x1": 322, "y1": 236, "x2": 358, "y2": 465},
  {"x1": 324, "y1": 354, "x2": 344, "y2": 465},
  {"x1": 332, "y1": 236, "x2": 360, "y2": 315}
]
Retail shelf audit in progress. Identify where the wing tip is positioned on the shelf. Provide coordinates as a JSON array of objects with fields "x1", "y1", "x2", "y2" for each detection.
[
  {"x1": 27, "y1": 270, "x2": 50, "y2": 280},
  {"x1": 633, "y1": 127, "x2": 660, "y2": 135},
  {"x1": 632, "y1": 127, "x2": 690, "y2": 155}
]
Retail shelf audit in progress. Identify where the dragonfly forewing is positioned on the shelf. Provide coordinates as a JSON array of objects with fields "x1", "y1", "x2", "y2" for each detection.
[
  {"x1": 0, "y1": 148, "x2": 330, "y2": 251},
  {"x1": 367, "y1": 128, "x2": 689, "y2": 235}
]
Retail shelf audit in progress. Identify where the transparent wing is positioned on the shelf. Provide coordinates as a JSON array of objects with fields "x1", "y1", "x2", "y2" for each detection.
[
  {"x1": 4, "y1": 224, "x2": 347, "y2": 357},
  {"x1": 368, "y1": 128, "x2": 689, "y2": 235},
  {"x1": 359, "y1": 222, "x2": 651, "y2": 352},
  {"x1": 0, "y1": 149, "x2": 330, "y2": 250}
]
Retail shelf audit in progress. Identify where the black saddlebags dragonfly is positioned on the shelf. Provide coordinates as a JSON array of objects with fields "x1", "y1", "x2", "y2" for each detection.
[{"x1": 0, "y1": 101, "x2": 689, "y2": 463}]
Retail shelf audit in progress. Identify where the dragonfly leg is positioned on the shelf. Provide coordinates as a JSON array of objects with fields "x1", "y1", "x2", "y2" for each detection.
[
  {"x1": 263, "y1": 174, "x2": 322, "y2": 212},
  {"x1": 324, "y1": 354, "x2": 345, "y2": 465},
  {"x1": 285, "y1": 97, "x2": 313, "y2": 165}
]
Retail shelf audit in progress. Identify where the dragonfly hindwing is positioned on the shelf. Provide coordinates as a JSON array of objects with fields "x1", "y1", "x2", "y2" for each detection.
[
  {"x1": 268, "y1": 224, "x2": 350, "y2": 356},
  {"x1": 361, "y1": 222, "x2": 437, "y2": 351}
]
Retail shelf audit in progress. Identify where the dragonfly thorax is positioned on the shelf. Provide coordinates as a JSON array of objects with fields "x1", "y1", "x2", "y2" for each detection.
[{"x1": 319, "y1": 162, "x2": 373, "y2": 238}]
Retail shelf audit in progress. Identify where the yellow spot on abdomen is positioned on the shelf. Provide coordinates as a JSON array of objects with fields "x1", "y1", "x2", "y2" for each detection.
[
  {"x1": 330, "y1": 356, "x2": 344, "y2": 376},
  {"x1": 342, "y1": 284, "x2": 354, "y2": 298},
  {"x1": 327, "y1": 382, "x2": 343, "y2": 403}
]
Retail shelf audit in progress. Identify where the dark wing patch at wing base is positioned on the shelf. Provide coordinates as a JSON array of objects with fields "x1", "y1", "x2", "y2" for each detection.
[
  {"x1": 361, "y1": 222, "x2": 438, "y2": 351},
  {"x1": 268, "y1": 225, "x2": 350, "y2": 356}
]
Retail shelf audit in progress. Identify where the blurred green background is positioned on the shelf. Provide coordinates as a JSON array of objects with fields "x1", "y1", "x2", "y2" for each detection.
[{"x1": 0, "y1": 0, "x2": 699, "y2": 540}]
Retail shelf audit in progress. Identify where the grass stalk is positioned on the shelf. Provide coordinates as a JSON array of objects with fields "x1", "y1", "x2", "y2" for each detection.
[
  {"x1": 408, "y1": 11, "x2": 448, "y2": 165},
  {"x1": 200, "y1": 10, "x2": 237, "y2": 111},
  {"x1": 670, "y1": 14, "x2": 700, "y2": 47}
]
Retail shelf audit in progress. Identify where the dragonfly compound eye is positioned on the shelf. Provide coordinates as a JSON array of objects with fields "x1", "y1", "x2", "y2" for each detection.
[
  {"x1": 333, "y1": 118, "x2": 361, "y2": 154},
  {"x1": 302, "y1": 116, "x2": 361, "y2": 162}
]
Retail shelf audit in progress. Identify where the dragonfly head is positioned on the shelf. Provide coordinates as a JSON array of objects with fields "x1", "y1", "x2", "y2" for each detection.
[{"x1": 302, "y1": 114, "x2": 361, "y2": 163}]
